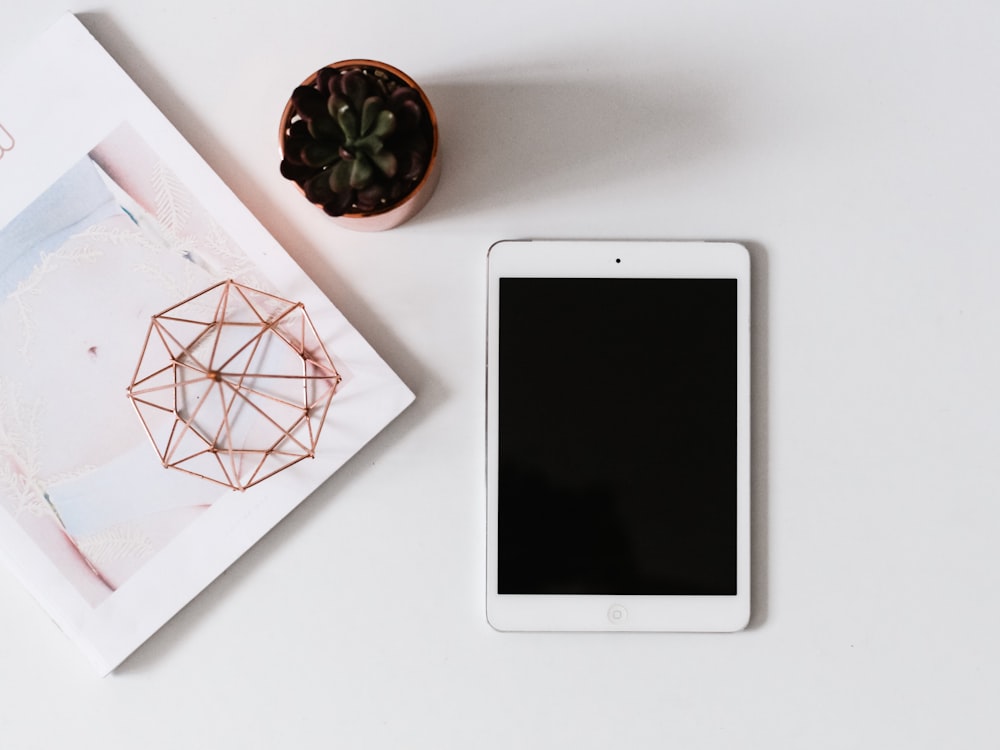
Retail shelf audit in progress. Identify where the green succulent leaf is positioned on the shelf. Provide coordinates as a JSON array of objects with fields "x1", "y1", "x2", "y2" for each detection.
[
  {"x1": 353, "y1": 133, "x2": 384, "y2": 156},
  {"x1": 369, "y1": 149, "x2": 398, "y2": 178},
  {"x1": 327, "y1": 93, "x2": 348, "y2": 120},
  {"x1": 360, "y1": 96, "x2": 385, "y2": 136},
  {"x1": 372, "y1": 109, "x2": 396, "y2": 139},
  {"x1": 300, "y1": 141, "x2": 340, "y2": 168},
  {"x1": 350, "y1": 153, "x2": 376, "y2": 189},
  {"x1": 335, "y1": 101, "x2": 359, "y2": 141},
  {"x1": 328, "y1": 159, "x2": 353, "y2": 193}
]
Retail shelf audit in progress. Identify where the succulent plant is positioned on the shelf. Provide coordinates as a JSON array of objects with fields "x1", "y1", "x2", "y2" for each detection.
[{"x1": 280, "y1": 64, "x2": 433, "y2": 217}]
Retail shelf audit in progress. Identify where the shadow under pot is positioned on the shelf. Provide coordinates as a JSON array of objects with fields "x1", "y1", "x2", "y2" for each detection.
[{"x1": 279, "y1": 60, "x2": 439, "y2": 231}]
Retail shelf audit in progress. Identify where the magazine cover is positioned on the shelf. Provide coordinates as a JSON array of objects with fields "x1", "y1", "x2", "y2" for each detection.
[{"x1": 0, "y1": 14, "x2": 414, "y2": 674}]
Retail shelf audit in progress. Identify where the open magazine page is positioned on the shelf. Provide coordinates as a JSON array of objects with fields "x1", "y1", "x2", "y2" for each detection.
[{"x1": 0, "y1": 14, "x2": 414, "y2": 675}]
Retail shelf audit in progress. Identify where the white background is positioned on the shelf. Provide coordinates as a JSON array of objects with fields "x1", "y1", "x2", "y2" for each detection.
[{"x1": 2, "y1": 1, "x2": 998, "y2": 747}]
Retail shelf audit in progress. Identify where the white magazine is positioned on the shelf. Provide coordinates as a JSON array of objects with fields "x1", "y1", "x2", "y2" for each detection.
[{"x1": 0, "y1": 14, "x2": 414, "y2": 674}]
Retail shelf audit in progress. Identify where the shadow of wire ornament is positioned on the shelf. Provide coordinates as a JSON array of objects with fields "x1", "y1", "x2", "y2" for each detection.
[{"x1": 126, "y1": 280, "x2": 342, "y2": 491}]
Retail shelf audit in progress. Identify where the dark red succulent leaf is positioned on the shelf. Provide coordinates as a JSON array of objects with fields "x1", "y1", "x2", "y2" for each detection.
[
  {"x1": 279, "y1": 158, "x2": 317, "y2": 184},
  {"x1": 281, "y1": 135, "x2": 309, "y2": 165},
  {"x1": 389, "y1": 98, "x2": 422, "y2": 132},
  {"x1": 322, "y1": 188, "x2": 354, "y2": 217},
  {"x1": 303, "y1": 170, "x2": 337, "y2": 204},
  {"x1": 389, "y1": 86, "x2": 421, "y2": 107},
  {"x1": 355, "y1": 182, "x2": 388, "y2": 212},
  {"x1": 402, "y1": 149, "x2": 426, "y2": 182},
  {"x1": 338, "y1": 69, "x2": 370, "y2": 110},
  {"x1": 388, "y1": 179, "x2": 407, "y2": 202},
  {"x1": 316, "y1": 67, "x2": 337, "y2": 94},
  {"x1": 291, "y1": 85, "x2": 328, "y2": 121},
  {"x1": 289, "y1": 119, "x2": 311, "y2": 138}
]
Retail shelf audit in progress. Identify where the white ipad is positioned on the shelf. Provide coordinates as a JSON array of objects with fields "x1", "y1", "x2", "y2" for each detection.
[{"x1": 486, "y1": 240, "x2": 751, "y2": 632}]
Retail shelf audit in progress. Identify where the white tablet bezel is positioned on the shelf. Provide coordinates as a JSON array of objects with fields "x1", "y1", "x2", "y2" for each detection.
[{"x1": 486, "y1": 239, "x2": 751, "y2": 632}]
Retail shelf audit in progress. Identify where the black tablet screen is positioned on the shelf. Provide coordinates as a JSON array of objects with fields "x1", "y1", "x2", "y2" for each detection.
[{"x1": 497, "y1": 277, "x2": 737, "y2": 595}]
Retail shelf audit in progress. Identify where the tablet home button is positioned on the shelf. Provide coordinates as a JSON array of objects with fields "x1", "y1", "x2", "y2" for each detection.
[{"x1": 608, "y1": 604, "x2": 628, "y2": 624}]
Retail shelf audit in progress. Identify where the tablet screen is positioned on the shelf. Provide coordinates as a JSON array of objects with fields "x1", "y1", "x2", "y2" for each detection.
[{"x1": 497, "y1": 276, "x2": 737, "y2": 596}]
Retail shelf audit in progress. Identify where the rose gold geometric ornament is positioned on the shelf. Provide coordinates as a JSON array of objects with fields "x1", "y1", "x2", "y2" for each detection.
[{"x1": 126, "y1": 280, "x2": 342, "y2": 491}]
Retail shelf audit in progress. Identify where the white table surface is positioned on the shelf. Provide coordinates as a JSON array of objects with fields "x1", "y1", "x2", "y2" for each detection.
[{"x1": 2, "y1": 2, "x2": 998, "y2": 747}]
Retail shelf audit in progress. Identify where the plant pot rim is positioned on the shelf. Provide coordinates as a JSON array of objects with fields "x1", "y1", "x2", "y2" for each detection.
[{"x1": 279, "y1": 59, "x2": 439, "y2": 230}]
